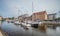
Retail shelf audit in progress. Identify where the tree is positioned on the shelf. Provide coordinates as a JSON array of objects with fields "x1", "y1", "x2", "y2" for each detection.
[
  {"x1": 55, "y1": 17, "x2": 60, "y2": 21},
  {"x1": 57, "y1": 17, "x2": 60, "y2": 20},
  {"x1": 11, "y1": 17, "x2": 14, "y2": 20}
]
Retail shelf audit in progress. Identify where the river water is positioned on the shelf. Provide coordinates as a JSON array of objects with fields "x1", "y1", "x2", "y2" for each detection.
[{"x1": 0, "y1": 21, "x2": 60, "y2": 36}]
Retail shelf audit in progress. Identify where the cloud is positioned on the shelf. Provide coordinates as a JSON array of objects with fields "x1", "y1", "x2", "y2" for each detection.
[{"x1": 0, "y1": 0, "x2": 60, "y2": 17}]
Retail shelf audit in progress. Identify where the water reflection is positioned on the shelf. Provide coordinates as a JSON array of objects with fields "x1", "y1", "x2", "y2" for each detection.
[{"x1": 0, "y1": 21, "x2": 60, "y2": 36}]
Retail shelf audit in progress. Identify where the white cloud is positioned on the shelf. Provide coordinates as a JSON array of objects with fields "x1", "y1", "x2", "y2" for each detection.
[{"x1": 0, "y1": 0, "x2": 60, "y2": 17}]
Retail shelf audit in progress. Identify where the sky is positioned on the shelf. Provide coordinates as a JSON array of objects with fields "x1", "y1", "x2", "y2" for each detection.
[{"x1": 0, "y1": 0, "x2": 60, "y2": 18}]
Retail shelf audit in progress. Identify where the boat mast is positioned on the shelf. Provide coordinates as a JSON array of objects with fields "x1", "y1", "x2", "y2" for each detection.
[
  {"x1": 32, "y1": 1, "x2": 33, "y2": 13},
  {"x1": 32, "y1": 1, "x2": 34, "y2": 36}
]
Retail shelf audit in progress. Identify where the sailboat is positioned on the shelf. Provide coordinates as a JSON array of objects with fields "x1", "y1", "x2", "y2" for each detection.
[
  {"x1": 14, "y1": 21, "x2": 21, "y2": 25},
  {"x1": 14, "y1": 18, "x2": 22, "y2": 25},
  {"x1": 22, "y1": 21, "x2": 31, "y2": 29}
]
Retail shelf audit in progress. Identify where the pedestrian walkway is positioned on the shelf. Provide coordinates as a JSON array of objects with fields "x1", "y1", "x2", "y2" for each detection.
[
  {"x1": 0, "y1": 30, "x2": 4, "y2": 36},
  {"x1": 0, "y1": 29, "x2": 8, "y2": 36},
  {"x1": 0, "y1": 31, "x2": 3, "y2": 36}
]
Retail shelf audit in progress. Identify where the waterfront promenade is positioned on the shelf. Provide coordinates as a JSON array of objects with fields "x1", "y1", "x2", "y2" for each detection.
[
  {"x1": 0, "y1": 30, "x2": 3, "y2": 36},
  {"x1": 0, "y1": 28, "x2": 8, "y2": 36}
]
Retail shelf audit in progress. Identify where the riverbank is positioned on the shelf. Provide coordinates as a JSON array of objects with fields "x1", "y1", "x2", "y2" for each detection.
[
  {"x1": 0, "y1": 28, "x2": 8, "y2": 36},
  {"x1": 0, "y1": 30, "x2": 3, "y2": 36}
]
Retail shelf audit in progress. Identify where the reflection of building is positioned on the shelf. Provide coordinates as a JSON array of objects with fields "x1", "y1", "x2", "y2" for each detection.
[
  {"x1": 0, "y1": 16, "x2": 3, "y2": 21},
  {"x1": 47, "y1": 13, "x2": 56, "y2": 20},
  {"x1": 32, "y1": 11, "x2": 47, "y2": 21}
]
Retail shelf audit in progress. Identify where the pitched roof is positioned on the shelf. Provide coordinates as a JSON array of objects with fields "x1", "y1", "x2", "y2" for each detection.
[
  {"x1": 48, "y1": 13, "x2": 56, "y2": 15},
  {"x1": 33, "y1": 11, "x2": 46, "y2": 15}
]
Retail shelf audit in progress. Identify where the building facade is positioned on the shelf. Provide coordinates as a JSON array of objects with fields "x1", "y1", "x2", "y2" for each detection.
[
  {"x1": 47, "y1": 13, "x2": 56, "y2": 20},
  {"x1": 18, "y1": 14, "x2": 31, "y2": 22},
  {"x1": 18, "y1": 16, "x2": 24, "y2": 22},
  {"x1": 32, "y1": 11, "x2": 47, "y2": 21},
  {"x1": 24, "y1": 16, "x2": 32, "y2": 21}
]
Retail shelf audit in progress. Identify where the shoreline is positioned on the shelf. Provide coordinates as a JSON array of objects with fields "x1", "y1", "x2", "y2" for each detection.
[{"x1": 0, "y1": 28, "x2": 8, "y2": 36}]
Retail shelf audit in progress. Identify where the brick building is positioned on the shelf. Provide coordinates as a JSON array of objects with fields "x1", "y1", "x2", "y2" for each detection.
[{"x1": 32, "y1": 11, "x2": 47, "y2": 21}]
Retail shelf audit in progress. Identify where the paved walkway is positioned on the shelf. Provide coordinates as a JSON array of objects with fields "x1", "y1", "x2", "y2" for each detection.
[
  {"x1": 0, "y1": 30, "x2": 3, "y2": 36},
  {"x1": 0, "y1": 29, "x2": 8, "y2": 36}
]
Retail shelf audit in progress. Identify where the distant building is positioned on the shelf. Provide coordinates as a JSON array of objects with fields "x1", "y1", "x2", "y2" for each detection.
[
  {"x1": 24, "y1": 16, "x2": 32, "y2": 21},
  {"x1": 56, "y1": 11, "x2": 60, "y2": 18},
  {"x1": 14, "y1": 18, "x2": 18, "y2": 21},
  {"x1": 32, "y1": 11, "x2": 47, "y2": 21},
  {"x1": 18, "y1": 14, "x2": 31, "y2": 22},
  {"x1": 18, "y1": 16, "x2": 24, "y2": 22},
  {"x1": 5, "y1": 18, "x2": 10, "y2": 21},
  {"x1": 47, "y1": 13, "x2": 56, "y2": 20},
  {"x1": 0, "y1": 16, "x2": 3, "y2": 21}
]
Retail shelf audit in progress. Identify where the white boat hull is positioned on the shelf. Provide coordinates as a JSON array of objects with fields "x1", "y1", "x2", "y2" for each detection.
[{"x1": 22, "y1": 23, "x2": 31, "y2": 29}]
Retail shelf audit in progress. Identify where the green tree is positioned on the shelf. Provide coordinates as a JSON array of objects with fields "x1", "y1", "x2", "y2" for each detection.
[
  {"x1": 55, "y1": 17, "x2": 60, "y2": 21},
  {"x1": 11, "y1": 17, "x2": 14, "y2": 20}
]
